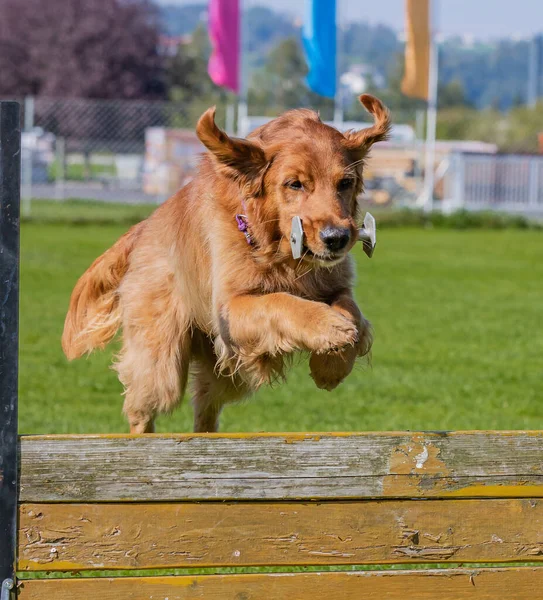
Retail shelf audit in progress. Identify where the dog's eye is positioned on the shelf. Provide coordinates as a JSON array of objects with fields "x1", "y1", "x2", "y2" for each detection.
[
  {"x1": 286, "y1": 180, "x2": 303, "y2": 191},
  {"x1": 338, "y1": 178, "x2": 354, "y2": 191}
]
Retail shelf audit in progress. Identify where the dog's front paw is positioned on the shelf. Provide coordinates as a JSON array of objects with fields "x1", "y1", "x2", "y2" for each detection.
[
  {"x1": 309, "y1": 317, "x2": 373, "y2": 391},
  {"x1": 309, "y1": 345, "x2": 357, "y2": 391},
  {"x1": 357, "y1": 317, "x2": 373, "y2": 357},
  {"x1": 305, "y1": 308, "x2": 358, "y2": 354}
]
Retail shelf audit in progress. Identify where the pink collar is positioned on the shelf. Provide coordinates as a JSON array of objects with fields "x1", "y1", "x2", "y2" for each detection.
[{"x1": 235, "y1": 199, "x2": 254, "y2": 245}]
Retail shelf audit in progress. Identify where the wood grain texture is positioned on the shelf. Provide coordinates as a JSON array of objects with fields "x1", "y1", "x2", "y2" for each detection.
[
  {"x1": 16, "y1": 568, "x2": 543, "y2": 600},
  {"x1": 19, "y1": 432, "x2": 543, "y2": 502},
  {"x1": 18, "y1": 499, "x2": 543, "y2": 571}
]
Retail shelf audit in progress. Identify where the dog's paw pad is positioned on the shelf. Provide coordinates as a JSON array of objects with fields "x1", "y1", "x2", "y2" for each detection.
[{"x1": 310, "y1": 372, "x2": 343, "y2": 391}]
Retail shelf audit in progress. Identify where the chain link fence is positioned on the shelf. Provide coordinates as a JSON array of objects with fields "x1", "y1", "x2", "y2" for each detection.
[
  {"x1": 32, "y1": 96, "x2": 199, "y2": 154},
  {"x1": 17, "y1": 96, "x2": 226, "y2": 211},
  {"x1": 15, "y1": 95, "x2": 428, "y2": 214}
]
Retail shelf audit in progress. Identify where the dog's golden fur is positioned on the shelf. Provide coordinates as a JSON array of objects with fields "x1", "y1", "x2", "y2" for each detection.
[{"x1": 62, "y1": 94, "x2": 391, "y2": 433}]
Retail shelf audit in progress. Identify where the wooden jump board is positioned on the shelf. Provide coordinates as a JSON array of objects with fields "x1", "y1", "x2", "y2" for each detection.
[
  {"x1": 19, "y1": 431, "x2": 543, "y2": 501},
  {"x1": 16, "y1": 431, "x2": 543, "y2": 599}
]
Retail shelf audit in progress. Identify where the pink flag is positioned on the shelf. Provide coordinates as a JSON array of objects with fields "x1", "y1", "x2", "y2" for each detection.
[{"x1": 207, "y1": 0, "x2": 240, "y2": 93}]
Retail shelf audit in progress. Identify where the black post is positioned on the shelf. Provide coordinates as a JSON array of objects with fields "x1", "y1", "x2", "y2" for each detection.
[{"x1": 0, "y1": 101, "x2": 21, "y2": 592}]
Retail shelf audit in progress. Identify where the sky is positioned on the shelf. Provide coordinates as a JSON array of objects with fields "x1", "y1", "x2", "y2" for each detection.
[{"x1": 158, "y1": 0, "x2": 543, "y2": 39}]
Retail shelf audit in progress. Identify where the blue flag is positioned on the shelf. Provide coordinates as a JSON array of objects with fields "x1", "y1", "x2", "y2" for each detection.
[{"x1": 302, "y1": 0, "x2": 337, "y2": 98}]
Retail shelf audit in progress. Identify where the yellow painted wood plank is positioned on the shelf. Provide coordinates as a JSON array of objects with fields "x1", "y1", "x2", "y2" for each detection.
[
  {"x1": 19, "y1": 432, "x2": 543, "y2": 501},
  {"x1": 20, "y1": 431, "x2": 543, "y2": 440},
  {"x1": 16, "y1": 568, "x2": 543, "y2": 600},
  {"x1": 18, "y1": 499, "x2": 543, "y2": 571}
]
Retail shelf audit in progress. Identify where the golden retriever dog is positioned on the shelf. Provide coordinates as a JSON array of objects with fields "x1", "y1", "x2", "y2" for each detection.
[{"x1": 62, "y1": 94, "x2": 390, "y2": 433}]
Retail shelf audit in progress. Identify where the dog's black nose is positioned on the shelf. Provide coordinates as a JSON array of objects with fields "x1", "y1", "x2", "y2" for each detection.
[{"x1": 320, "y1": 227, "x2": 351, "y2": 252}]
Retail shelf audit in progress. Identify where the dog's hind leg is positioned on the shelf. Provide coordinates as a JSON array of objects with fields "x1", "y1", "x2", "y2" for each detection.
[
  {"x1": 118, "y1": 329, "x2": 191, "y2": 433},
  {"x1": 191, "y1": 368, "x2": 248, "y2": 433},
  {"x1": 116, "y1": 308, "x2": 192, "y2": 434},
  {"x1": 190, "y1": 335, "x2": 248, "y2": 433}
]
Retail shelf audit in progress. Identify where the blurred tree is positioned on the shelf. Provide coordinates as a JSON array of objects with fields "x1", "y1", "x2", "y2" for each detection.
[
  {"x1": 0, "y1": 0, "x2": 164, "y2": 99},
  {"x1": 161, "y1": 3, "x2": 296, "y2": 69},
  {"x1": 341, "y1": 22, "x2": 400, "y2": 77},
  {"x1": 512, "y1": 92, "x2": 525, "y2": 108},
  {"x1": 249, "y1": 37, "x2": 333, "y2": 118},
  {"x1": 365, "y1": 53, "x2": 426, "y2": 113},
  {"x1": 436, "y1": 107, "x2": 478, "y2": 140},
  {"x1": 167, "y1": 25, "x2": 227, "y2": 126},
  {"x1": 160, "y1": 3, "x2": 206, "y2": 36},
  {"x1": 159, "y1": 4, "x2": 541, "y2": 111},
  {"x1": 438, "y1": 79, "x2": 472, "y2": 109},
  {"x1": 168, "y1": 26, "x2": 212, "y2": 100},
  {"x1": 436, "y1": 103, "x2": 543, "y2": 153},
  {"x1": 439, "y1": 38, "x2": 531, "y2": 110},
  {"x1": 244, "y1": 6, "x2": 297, "y2": 61},
  {"x1": 501, "y1": 103, "x2": 543, "y2": 153}
]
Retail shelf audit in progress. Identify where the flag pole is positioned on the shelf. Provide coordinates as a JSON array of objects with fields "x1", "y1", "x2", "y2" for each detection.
[
  {"x1": 528, "y1": 35, "x2": 539, "y2": 109},
  {"x1": 420, "y1": 0, "x2": 439, "y2": 212},
  {"x1": 226, "y1": 99, "x2": 235, "y2": 134},
  {"x1": 207, "y1": 0, "x2": 243, "y2": 134},
  {"x1": 237, "y1": 0, "x2": 248, "y2": 136},
  {"x1": 333, "y1": 0, "x2": 343, "y2": 127}
]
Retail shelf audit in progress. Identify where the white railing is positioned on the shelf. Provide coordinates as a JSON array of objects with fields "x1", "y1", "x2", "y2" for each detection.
[{"x1": 444, "y1": 152, "x2": 543, "y2": 216}]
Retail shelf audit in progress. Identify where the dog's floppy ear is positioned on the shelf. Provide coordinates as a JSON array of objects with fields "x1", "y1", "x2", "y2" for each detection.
[
  {"x1": 343, "y1": 94, "x2": 391, "y2": 154},
  {"x1": 196, "y1": 106, "x2": 268, "y2": 191}
]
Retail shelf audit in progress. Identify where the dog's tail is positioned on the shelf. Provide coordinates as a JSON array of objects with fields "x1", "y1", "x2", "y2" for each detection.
[{"x1": 62, "y1": 222, "x2": 143, "y2": 360}]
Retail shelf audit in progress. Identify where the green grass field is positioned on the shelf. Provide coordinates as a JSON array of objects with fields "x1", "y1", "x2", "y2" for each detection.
[{"x1": 19, "y1": 203, "x2": 543, "y2": 434}]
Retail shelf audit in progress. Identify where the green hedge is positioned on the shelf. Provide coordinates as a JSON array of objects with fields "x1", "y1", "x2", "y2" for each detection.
[
  {"x1": 375, "y1": 208, "x2": 541, "y2": 230},
  {"x1": 23, "y1": 199, "x2": 543, "y2": 231}
]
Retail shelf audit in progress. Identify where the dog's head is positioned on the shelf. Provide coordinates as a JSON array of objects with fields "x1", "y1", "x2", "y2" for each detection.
[{"x1": 197, "y1": 94, "x2": 390, "y2": 266}]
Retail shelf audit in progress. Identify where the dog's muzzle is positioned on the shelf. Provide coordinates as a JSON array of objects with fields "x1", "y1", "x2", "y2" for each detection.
[{"x1": 290, "y1": 213, "x2": 376, "y2": 260}]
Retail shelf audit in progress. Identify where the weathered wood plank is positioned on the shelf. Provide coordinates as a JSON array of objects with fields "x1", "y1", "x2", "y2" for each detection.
[
  {"x1": 17, "y1": 499, "x2": 543, "y2": 571},
  {"x1": 19, "y1": 432, "x2": 543, "y2": 501},
  {"x1": 16, "y1": 568, "x2": 543, "y2": 600}
]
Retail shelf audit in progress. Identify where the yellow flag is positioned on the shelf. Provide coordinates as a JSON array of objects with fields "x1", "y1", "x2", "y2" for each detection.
[{"x1": 402, "y1": 0, "x2": 430, "y2": 100}]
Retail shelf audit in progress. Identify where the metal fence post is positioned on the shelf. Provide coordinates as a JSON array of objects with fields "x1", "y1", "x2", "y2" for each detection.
[
  {"x1": 225, "y1": 103, "x2": 235, "y2": 135},
  {"x1": 529, "y1": 157, "x2": 540, "y2": 209},
  {"x1": 449, "y1": 152, "x2": 466, "y2": 212},
  {"x1": 21, "y1": 96, "x2": 34, "y2": 217},
  {"x1": 414, "y1": 109, "x2": 425, "y2": 185},
  {"x1": 55, "y1": 137, "x2": 66, "y2": 201},
  {"x1": 0, "y1": 101, "x2": 21, "y2": 595}
]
